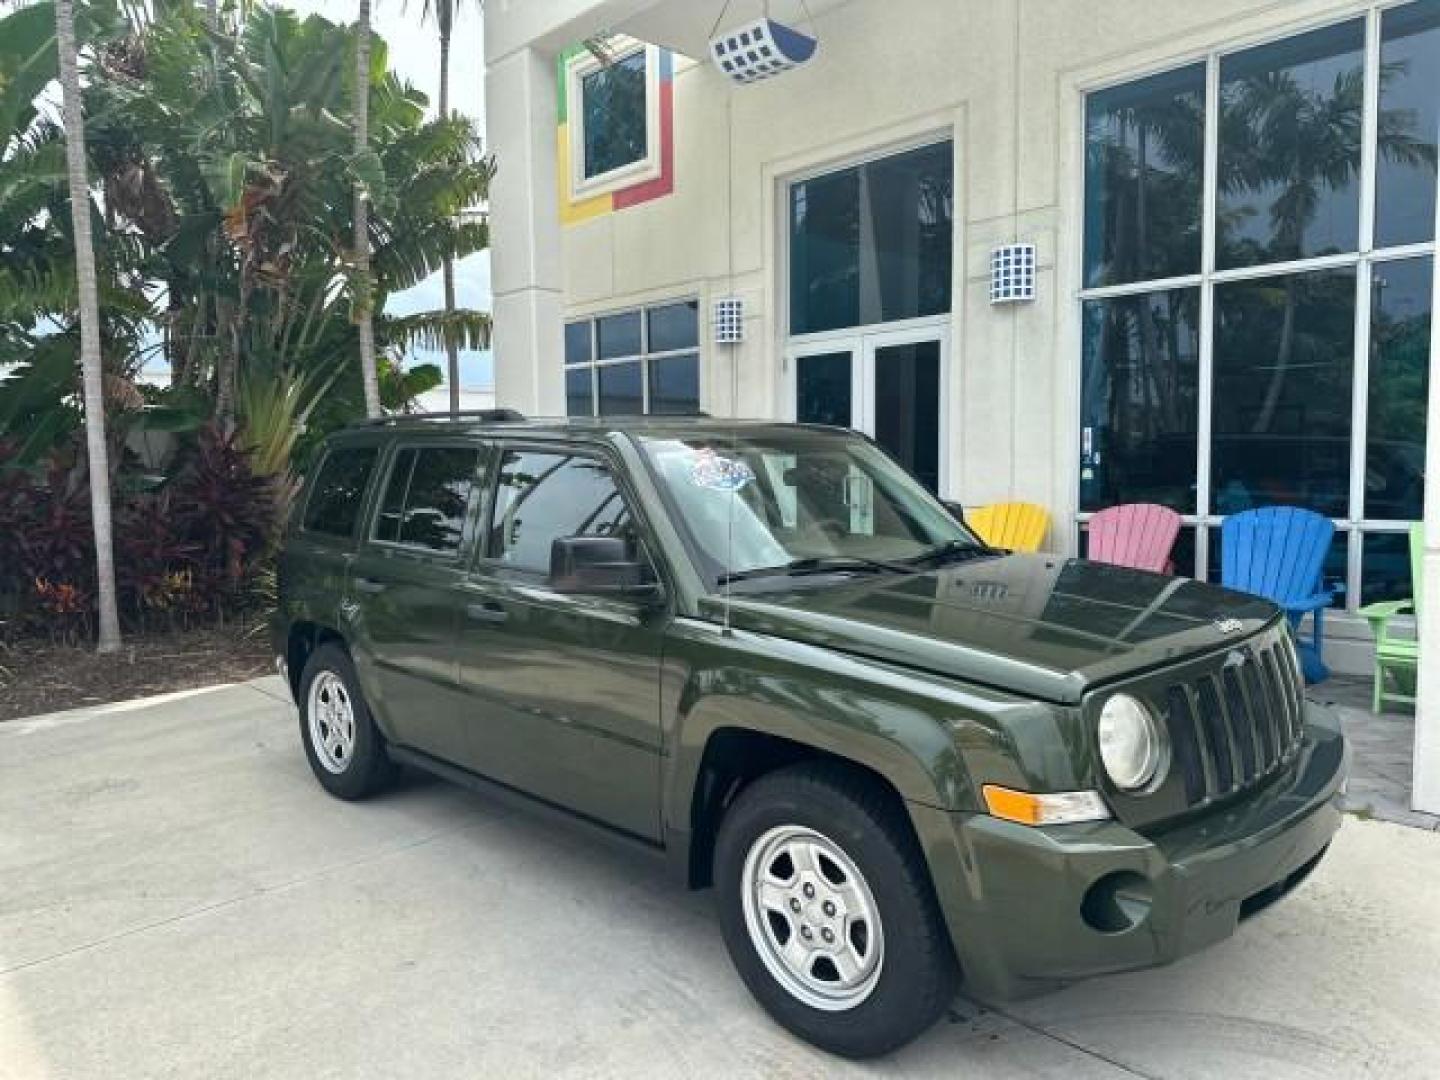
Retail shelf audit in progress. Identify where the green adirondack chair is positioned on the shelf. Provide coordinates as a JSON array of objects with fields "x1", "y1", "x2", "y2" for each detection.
[{"x1": 1359, "y1": 524, "x2": 1423, "y2": 714}]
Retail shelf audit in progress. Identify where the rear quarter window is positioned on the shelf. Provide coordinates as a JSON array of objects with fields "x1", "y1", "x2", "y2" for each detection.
[{"x1": 302, "y1": 446, "x2": 379, "y2": 538}]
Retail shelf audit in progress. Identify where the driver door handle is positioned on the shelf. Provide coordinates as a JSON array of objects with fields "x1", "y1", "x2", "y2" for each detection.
[
  {"x1": 354, "y1": 577, "x2": 386, "y2": 595},
  {"x1": 466, "y1": 601, "x2": 509, "y2": 625}
]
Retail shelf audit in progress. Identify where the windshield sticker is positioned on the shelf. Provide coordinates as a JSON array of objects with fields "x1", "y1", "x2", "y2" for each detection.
[{"x1": 689, "y1": 449, "x2": 755, "y2": 493}]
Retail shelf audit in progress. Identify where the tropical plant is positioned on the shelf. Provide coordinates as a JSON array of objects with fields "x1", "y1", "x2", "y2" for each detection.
[
  {"x1": 353, "y1": 0, "x2": 380, "y2": 418},
  {"x1": 416, "y1": 0, "x2": 479, "y2": 415},
  {"x1": 81, "y1": 4, "x2": 492, "y2": 428},
  {"x1": 0, "y1": 1, "x2": 492, "y2": 643},
  {"x1": 55, "y1": 0, "x2": 123, "y2": 651}
]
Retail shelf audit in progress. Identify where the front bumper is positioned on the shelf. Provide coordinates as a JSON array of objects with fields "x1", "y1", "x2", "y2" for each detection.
[{"x1": 913, "y1": 703, "x2": 1348, "y2": 1002}]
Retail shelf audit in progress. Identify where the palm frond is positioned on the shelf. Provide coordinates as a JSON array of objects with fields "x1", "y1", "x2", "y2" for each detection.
[{"x1": 386, "y1": 308, "x2": 491, "y2": 353}]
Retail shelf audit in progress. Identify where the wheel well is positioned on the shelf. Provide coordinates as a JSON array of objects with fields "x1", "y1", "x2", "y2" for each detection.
[
  {"x1": 285, "y1": 621, "x2": 346, "y2": 698},
  {"x1": 686, "y1": 728, "x2": 911, "y2": 889}
]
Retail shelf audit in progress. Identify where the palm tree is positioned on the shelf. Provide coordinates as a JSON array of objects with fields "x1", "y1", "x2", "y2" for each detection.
[
  {"x1": 53, "y1": 0, "x2": 121, "y2": 652},
  {"x1": 354, "y1": 0, "x2": 381, "y2": 418},
  {"x1": 418, "y1": 0, "x2": 469, "y2": 416}
]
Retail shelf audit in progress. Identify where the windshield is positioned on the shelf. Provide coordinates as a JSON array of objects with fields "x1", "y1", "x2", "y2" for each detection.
[{"x1": 638, "y1": 428, "x2": 983, "y2": 587}]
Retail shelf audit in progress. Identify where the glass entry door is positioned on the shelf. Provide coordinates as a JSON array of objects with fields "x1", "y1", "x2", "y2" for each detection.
[{"x1": 786, "y1": 326, "x2": 947, "y2": 493}]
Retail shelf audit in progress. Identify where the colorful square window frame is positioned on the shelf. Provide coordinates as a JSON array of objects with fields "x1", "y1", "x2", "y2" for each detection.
[{"x1": 558, "y1": 40, "x2": 675, "y2": 223}]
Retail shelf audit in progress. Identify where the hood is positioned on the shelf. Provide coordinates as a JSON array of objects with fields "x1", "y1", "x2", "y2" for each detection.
[{"x1": 701, "y1": 554, "x2": 1280, "y2": 704}]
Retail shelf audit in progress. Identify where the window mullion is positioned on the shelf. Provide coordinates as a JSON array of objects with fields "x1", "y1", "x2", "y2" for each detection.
[
  {"x1": 1076, "y1": 273, "x2": 1202, "y2": 301},
  {"x1": 1195, "y1": 51, "x2": 1222, "y2": 581},
  {"x1": 1346, "y1": 8, "x2": 1382, "y2": 612},
  {"x1": 1350, "y1": 259, "x2": 1375, "y2": 614},
  {"x1": 1359, "y1": 7, "x2": 1382, "y2": 256}
]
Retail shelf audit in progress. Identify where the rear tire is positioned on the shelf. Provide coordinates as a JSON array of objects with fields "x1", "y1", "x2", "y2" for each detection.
[
  {"x1": 713, "y1": 762, "x2": 957, "y2": 1058},
  {"x1": 298, "y1": 642, "x2": 397, "y2": 800}
]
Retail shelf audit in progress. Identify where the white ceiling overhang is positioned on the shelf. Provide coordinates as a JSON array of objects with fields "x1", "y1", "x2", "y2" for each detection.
[{"x1": 614, "y1": 0, "x2": 849, "y2": 60}]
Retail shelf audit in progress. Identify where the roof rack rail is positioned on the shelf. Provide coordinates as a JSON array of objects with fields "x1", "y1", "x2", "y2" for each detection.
[{"x1": 354, "y1": 408, "x2": 527, "y2": 427}]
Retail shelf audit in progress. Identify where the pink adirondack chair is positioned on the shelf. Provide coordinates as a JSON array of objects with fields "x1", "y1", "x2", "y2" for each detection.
[{"x1": 1087, "y1": 503, "x2": 1182, "y2": 574}]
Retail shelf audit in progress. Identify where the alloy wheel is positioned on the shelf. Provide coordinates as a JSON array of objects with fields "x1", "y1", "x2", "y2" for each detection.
[{"x1": 740, "y1": 824, "x2": 885, "y2": 1011}]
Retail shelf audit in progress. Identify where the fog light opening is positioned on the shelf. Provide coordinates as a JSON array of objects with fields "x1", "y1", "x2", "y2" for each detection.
[{"x1": 1081, "y1": 871, "x2": 1154, "y2": 934}]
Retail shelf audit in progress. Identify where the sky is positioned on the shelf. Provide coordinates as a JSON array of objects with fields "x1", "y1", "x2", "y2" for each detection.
[{"x1": 286, "y1": 0, "x2": 494, "y2": 389}]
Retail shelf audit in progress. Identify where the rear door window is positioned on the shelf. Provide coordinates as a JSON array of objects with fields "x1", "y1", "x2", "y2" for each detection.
[
  {"x1": 372, "y1": 445, "x2": 481, "y2": 554},
  {"x1": 302, "y1": 446, "x2": 379, "y2": 538}
]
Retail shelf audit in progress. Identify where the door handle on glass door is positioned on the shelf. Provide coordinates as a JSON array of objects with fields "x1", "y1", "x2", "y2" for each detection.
[{"x1": 465, "y1": 601, "x2": 509, "y2": 625}]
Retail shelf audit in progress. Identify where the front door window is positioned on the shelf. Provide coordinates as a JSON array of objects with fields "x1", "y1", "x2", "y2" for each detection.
[
  {"x1": 795, "y1": 351, "x2": 854, "y2": 427},
  {"x1": 873, "y1": 339, "x2": 941, "y2": 494}
]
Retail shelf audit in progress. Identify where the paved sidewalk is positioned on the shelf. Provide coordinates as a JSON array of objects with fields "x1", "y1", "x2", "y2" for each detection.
[
  {"x1": 1310, "y1": 677, "x2": 1440, "y2": 831},
  {"x1": 3, "y1": 679, "x2": 1438, "y2": 1079}
]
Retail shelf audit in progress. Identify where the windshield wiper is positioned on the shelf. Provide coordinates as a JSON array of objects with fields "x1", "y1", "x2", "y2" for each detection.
[
  {"x1": 905, "y1": 539, "x2": 996, "y2": 567},
  {"x1": 718, "y1": 555, "x2": 917, "y2": 586}
]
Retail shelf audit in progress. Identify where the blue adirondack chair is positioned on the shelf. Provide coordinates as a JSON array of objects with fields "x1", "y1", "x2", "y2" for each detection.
[{"x1": 1221, "y1": 507, "x2": 1337, "y2": 683}]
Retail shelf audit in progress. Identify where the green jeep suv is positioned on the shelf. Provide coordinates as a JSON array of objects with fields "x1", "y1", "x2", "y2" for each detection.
[{"x1": 273, "y1": 412, "x2": 1347, "y2": 1058}]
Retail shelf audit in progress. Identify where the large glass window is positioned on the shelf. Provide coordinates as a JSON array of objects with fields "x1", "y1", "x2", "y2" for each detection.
[
  {"x1": 789, "y1": 141, "x2": 953, "y2": 334},
  {"x1": 1366, "y1": 257, "x2": 1432, "y2": 522},
  {"x1": 1079, "y1": 1, "x2": 1439, "y2": 612},
  {"x1": 1377, "y1": 2, "x2": 1440, "y2": 247},
  {"x1": 1217, "y1": 21, "x2": 1366, "y2": 269},
  {"x1": 488, "y1": 451, "x2": 638, "y2": 575},
  {"x1": 565, "y1": 300, "x2": 700, "y2": 417},
  {"x1": 1080, "y1": 289, "x2": 1200, "y2": 512},
  {"x1": 1212, "y1": 269, "x2": 1356, "y2": 517},
  {"x1": 302, "y1": 447, "x2": 378, "y2": 538},
  {"x1": 1084, "y1": 64, "x2": 1205, "y2": 288}
]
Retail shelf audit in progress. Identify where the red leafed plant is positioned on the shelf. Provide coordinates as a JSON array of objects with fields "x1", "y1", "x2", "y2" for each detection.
[
  {"x1": 0, "y1": 424, "x2": 281, "y2": 642},
  {"x1": 165, "y1": 421, "x2": 280, "y2": 618}
]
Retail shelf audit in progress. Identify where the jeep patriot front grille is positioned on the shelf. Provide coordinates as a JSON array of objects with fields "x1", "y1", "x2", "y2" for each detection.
[{"x1": 1162, "y1": 628, "x2": 1307, "y2": 806}]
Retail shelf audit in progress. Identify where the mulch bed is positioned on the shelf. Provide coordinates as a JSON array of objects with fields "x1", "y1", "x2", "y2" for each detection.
[{"x1": 0, "y1": 625, "x2": 274, "y2": 722}]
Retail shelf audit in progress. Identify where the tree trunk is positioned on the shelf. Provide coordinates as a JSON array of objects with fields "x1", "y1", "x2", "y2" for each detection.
[
  {"x1": 438, "y1": 24, "x2": 460, "y2": 416},
  {"x1": 443, "y1": 257, "x2": 460, "y2": 417},
  {"x1": 354, "y1": 0, "x2": 381, "y2": 418},
  {"x1": 55, "y1": 0, "x2": 122, "y2": 653}
]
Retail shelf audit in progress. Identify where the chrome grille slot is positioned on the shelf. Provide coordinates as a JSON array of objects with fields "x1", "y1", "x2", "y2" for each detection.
[
  {"x1": 1221, "y1": 666, "x2": 1257, "y2": 784},
  {"x1": 1194, "y1": 675, "x2": 1234, "y2": 794},
  {"x1": 1155, "y1": 625, "x2": 1306, "y2": 811},
  {"x1": 1165, "y1": 686, "x2": 1207, "y2": 804}
]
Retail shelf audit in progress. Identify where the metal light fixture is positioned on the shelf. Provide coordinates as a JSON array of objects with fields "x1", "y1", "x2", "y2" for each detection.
[
  {"x1": 990, "y1": 242, "x2": 1037, "y2": 304},
  {"x1": 709, "y1": 10, "x2": 817, "y2": 86},
  {"x1": 713, "y1": 297, "x2": 745, "y2": 344}
]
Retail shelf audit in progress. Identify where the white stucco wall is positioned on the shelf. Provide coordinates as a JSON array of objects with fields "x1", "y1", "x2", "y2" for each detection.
[
  {"x1": 490, "y1": 0, "x2": 1396, "y2": 674},
  {"x1": 555, "y1": 0, "x2": 1375, "y2": 510}
]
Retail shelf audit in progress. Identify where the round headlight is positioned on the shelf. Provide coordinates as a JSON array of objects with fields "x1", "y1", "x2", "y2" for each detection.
[{"x1": 1097, "y1": 694, "x2": 1166, "y2": 791}]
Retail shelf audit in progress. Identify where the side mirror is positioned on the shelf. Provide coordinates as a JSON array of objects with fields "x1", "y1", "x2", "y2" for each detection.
[
  {"x1": 943, "y1": 500, "x2": 968, "y2": 527},
  {"x1": 549, "y1": 536, "x2": 660, "y2": 601}
]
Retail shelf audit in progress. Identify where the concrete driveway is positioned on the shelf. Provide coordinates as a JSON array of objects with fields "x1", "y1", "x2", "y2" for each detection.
[{"x1": 3, "y1": 679, "x2": 1437, "y2": 1080}]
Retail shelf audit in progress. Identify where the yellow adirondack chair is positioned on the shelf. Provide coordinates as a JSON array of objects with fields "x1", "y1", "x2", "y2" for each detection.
[{"x1": 968, "y1": 502, "x2": 1050, "y2": 553}]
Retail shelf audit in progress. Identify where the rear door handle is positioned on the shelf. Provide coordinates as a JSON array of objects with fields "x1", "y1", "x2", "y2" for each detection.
[
  {"x1": 465, "y1": 601, "x2": 509, "y2": 625},
  {"x1": 354, "y1": 577, "x2": 386, "y2": 595}
]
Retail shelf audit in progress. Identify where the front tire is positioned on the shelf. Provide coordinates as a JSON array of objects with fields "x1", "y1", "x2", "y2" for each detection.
[
  {"x1": 298, "y1": 642, "x2": 397, "y2": 800},
  {"x1": 713, "y1": 762, "x2": 958, "y2": 1058}
]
